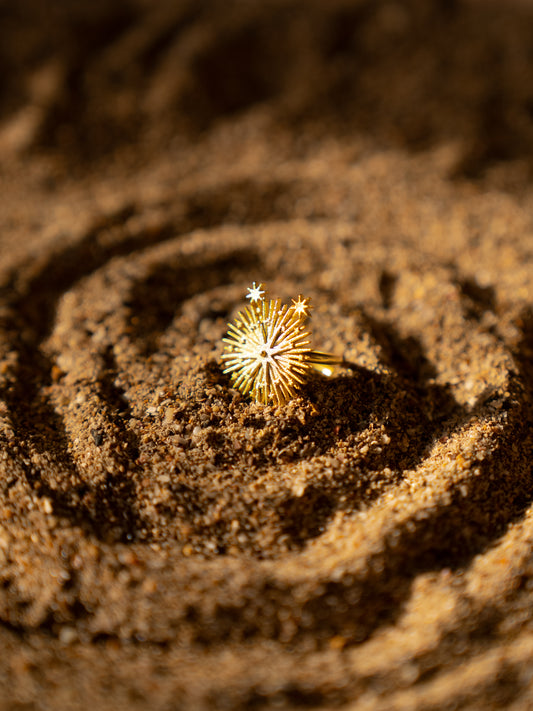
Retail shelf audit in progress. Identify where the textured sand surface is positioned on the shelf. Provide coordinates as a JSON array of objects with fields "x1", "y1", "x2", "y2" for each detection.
[{"x1": 0, "y1": 1, "x2": 533, "y2": 709}]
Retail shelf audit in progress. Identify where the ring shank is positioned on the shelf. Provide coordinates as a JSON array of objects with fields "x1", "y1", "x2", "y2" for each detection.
[{"x1": 306, "y1": 350, "x2": 344, "y2": 377}]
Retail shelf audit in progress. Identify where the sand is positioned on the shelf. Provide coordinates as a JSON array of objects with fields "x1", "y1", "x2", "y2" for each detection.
[{"x1": 0, "y1": 0, "x2": 532, "y2": 708}]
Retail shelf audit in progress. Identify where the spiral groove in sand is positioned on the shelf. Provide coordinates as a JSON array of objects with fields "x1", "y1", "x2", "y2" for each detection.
[
  {"x1": 1, "y1": 1, "x2": 533, "y2": 709},
  {"x1": 0, "y1": 180, "x2": 532, "y2": 706}
]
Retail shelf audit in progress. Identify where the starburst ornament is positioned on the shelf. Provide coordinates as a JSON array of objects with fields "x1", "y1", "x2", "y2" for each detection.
[
  {"x1": 221, "y1": 283, "x2": 341, "y2": 405},
  {"x1": 246, "y1": 282, "x2": 265, "y2": 303}
]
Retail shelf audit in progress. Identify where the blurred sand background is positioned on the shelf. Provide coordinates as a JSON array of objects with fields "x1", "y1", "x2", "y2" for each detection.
[{"x1": 0, "y1": 1, "x2": 533, "y2": 709}]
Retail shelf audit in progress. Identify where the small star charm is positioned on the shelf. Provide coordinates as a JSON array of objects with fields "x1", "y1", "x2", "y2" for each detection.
[
  {"x1": 290, "y1": 295, "x2": 312, "y2": 319},
  {"x1": 246, "y1": 282, "x2": 265, "y2": 303}
]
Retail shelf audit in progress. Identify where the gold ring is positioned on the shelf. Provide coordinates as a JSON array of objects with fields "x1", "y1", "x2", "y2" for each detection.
[{"x1": 221, "y1": 283, "x2": 344, "y2": 406}]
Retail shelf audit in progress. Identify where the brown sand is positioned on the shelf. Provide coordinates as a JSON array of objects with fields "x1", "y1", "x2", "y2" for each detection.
[{"x1": 0, "y1": 0, "x2": 533, "y2": 708}]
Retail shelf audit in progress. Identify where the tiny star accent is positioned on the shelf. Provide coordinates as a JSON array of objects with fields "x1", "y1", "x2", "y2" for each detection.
[
  {"x1": 246, "y1": 282, "x2": 265, "y2": 303},
  {"x1": 221, "y1": 283, "x2": 341, "y2": 405},
  {"x1": 290, "y1": 295, "x2": 312, "y2": 318}
]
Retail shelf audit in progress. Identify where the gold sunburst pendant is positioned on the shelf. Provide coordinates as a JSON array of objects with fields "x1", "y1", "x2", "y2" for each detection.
[{"x1": 221, "y1": 283, "x2": 341, "y2": 406}]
